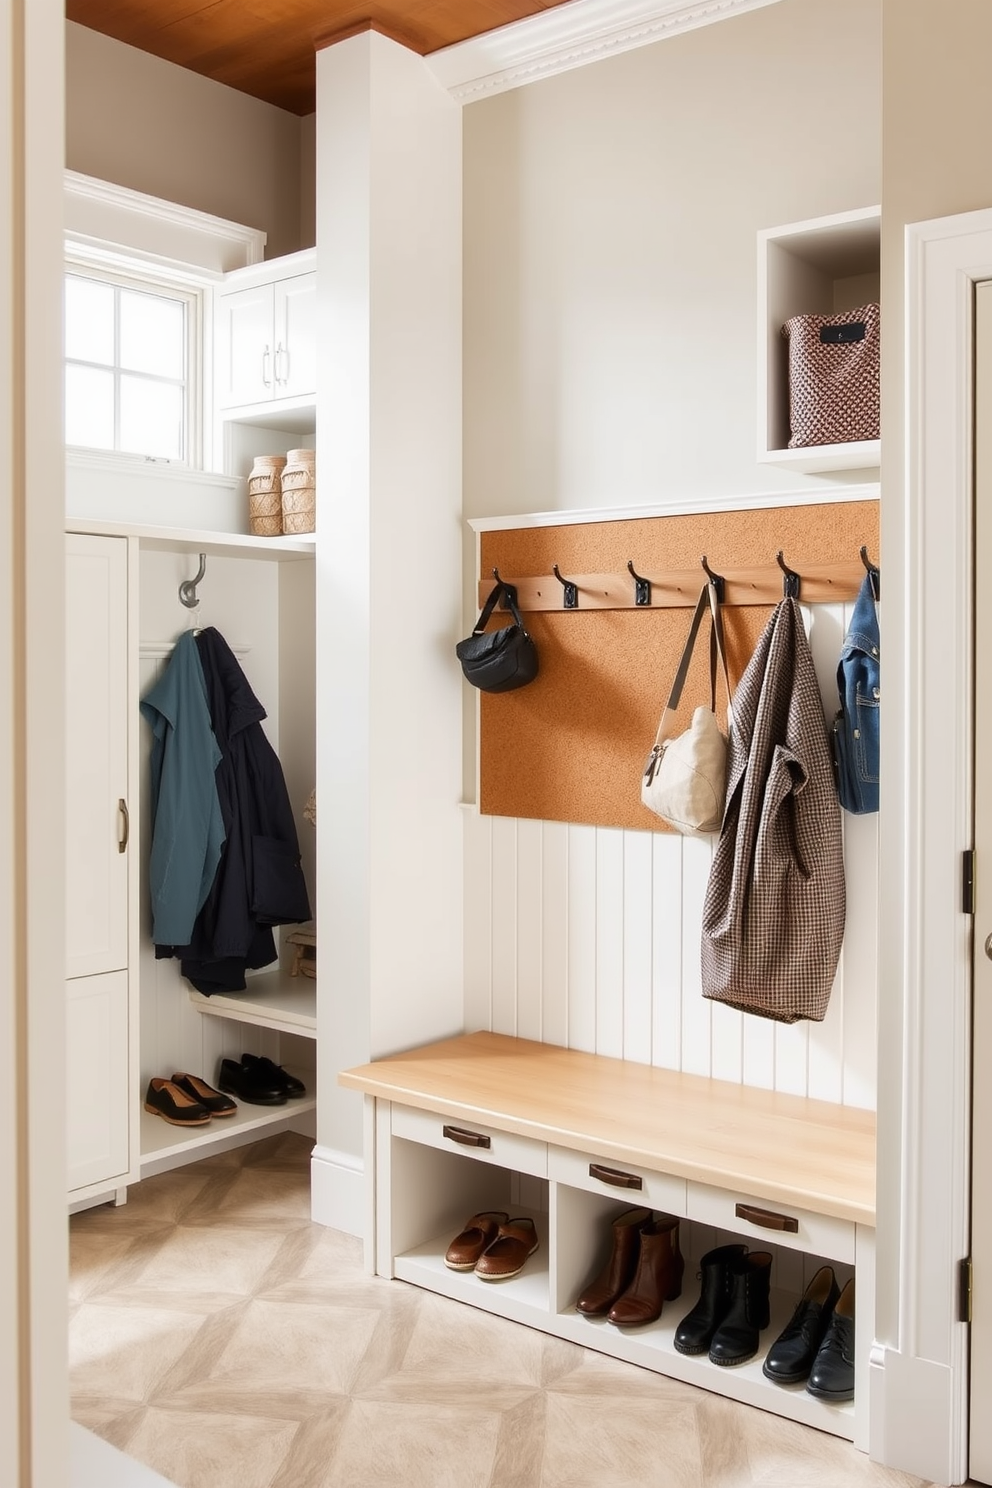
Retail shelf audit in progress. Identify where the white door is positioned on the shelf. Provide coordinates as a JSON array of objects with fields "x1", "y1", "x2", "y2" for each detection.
[
  {"x1": 972, "y1": 278, "x2": 992, "y2": 1483},
  {"x1": 275, "y1": 272, "x2": 316, "y2": 400},
  {"x1": 218, "y1": 281, "x2": 274, "y2": 406},
  {"x1": 65, "y1": 533, "x2": 129, "y2": 979},
  {"x1": 66, "y1": 971, "x2": 130, "y2": 1191}
]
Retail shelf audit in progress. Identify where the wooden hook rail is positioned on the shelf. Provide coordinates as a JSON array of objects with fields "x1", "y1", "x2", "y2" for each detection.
[{"x1": 478, "y1": 558, "x2": 874, "y2": 613}]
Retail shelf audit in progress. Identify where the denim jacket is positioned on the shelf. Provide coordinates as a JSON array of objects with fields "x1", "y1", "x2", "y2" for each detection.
[{"x1": 832, "y1": 572, "x2": 880, "y2": 814}]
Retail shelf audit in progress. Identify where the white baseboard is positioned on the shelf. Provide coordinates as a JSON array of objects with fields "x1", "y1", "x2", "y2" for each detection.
[
  {"x1": 310, "y1": 1143, "x2": 365, "y2": 1237},
  {"x1": 870, "y1": 1346, "x2": 963, "y2": 1485},
  {"x1": 70, "y1": 1423, "x2": 178, "y2": 1487}
]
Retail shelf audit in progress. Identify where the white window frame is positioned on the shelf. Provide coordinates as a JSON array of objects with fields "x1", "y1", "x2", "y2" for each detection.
[{"x1": 64, "y1": 256, "x2": 201, "y2": 468}]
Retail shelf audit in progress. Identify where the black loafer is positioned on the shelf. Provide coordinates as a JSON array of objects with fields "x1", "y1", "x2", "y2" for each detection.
[
  {"x1": 241, "y1": 1052, "x2": 306, "y2": 1099},
  {"x1": 171, "y1": 1071, "x2": 238, "y2": 1117},
  {"x1": 763, "y1": 1265, "x2": 841, "y2": 1385},
  {"x1": 217, "y1": 1057, "x2": 287, "y2": 1106},
  {"x1": 144, "y1": 1077, "x2": 211, "y2": 1126}
]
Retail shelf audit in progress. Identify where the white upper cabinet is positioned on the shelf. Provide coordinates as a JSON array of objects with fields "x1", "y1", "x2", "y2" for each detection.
[{"x1": 215, "y1": 248, "x2": 316, "y2": 412}]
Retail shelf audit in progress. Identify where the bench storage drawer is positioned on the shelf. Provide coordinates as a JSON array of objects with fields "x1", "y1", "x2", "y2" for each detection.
[
  {"x1": 549, "y1": 1145, "x2": 686, "y2": 1214},
  {"x1": 686, "y1": 1180, "x2": 856, "y2": 1263},
  {"x1": 391, "y1": 1103, "x2": 548, "y2": 1178}
]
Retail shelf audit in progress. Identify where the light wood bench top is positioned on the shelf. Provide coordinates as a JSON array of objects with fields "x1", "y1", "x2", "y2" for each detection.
[{"x1": 339, "y1": 1031, "x2": 876, "y2": 1226}]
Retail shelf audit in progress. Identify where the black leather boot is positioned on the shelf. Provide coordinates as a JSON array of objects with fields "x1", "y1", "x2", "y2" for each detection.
[
  {"x1": 673, "y1": 1243, "x2": 747, "y2": 1356},
  {"x1": 806, "y1": 1276, "x2": 855, "y2": 1401},
  {"x1": 763, "y1": 1265, "x2": 840, "y2": 1385},
  {"x1": 708, "y1": 1250, "x2": 772, "y2": 1366}
]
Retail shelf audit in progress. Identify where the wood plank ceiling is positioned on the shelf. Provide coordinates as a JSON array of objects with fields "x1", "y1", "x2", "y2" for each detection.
[{"x1": 66, "y1": 0, "x2": 575, "y2": 115}]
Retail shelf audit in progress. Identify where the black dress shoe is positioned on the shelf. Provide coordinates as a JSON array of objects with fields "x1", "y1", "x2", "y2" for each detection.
[
  {"x1": 763, "y1": 1265, "x2": 841, "y2": 1385},
  {"x1": 673, "y1": 1244, "x2": 747, "y2": 1355},
  {"x1": 144, "y1": 1077, "x2": 211, "y2": 1126},
  {"x1": 217, "y1": 1057, "x2": 287, "y2": 1106},
  {"x1": 241, "y1": 1052, "x2": 306, "y2": 1099},
  {"x1": 708, "y1": 1251, "x2": 772, "y2": 1366},
  {"x1": 806, "y1": 1277, "x2": 856, "y2": 1402},
  {"x1": 171, "y1": 1071, "x2": 238, "y2": 1117}
]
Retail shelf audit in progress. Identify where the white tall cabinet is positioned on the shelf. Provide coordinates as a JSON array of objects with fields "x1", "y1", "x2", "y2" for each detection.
[{"x1": 65, "y1": 533, "x2": 136, "y2": 1198}]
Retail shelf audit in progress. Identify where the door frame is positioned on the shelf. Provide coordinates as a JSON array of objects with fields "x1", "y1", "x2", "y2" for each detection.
[{"x1": 872, "y1": 208, "x2": 992, "y2": 1485}]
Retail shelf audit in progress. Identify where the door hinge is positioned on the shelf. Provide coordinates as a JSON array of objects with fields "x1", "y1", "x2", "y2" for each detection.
[
  {"x1": 959, "y1": 1256, "x2": 973, "y2": 1323},
  {"x1": 963, "y1": 849, "x2": 976, "y2": 915}
]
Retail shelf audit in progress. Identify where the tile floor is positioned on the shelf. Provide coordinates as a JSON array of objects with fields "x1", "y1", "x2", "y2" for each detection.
[{"x1": 69, "y1": 1134, "x2": 943, "y2": 1488}]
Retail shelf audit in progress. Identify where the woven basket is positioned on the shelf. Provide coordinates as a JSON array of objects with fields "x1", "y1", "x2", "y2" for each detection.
[
  {"x1": 281, "y1": 448, "x2": 315, "y2": 535},
  {"x1": 248, "y1": 455, "x2": 286, "y2": 536}
]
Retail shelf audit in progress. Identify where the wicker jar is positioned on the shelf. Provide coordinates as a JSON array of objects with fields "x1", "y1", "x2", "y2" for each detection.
[
  {"x1": 281, "y1": 448, "x2": 315, "y2": 535},
  {"x1": 247, "y1": 454, "x2": 286, "y2": 537}
]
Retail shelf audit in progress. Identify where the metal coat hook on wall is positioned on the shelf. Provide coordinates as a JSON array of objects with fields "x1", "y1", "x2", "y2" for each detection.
[
  {"x1": 860, "y1": 544, "x2": 881, "y2": 600},
  {"x1": 552, "y1": 564, "x2": 579, "y2": 609},
  {"x1": 179, "y1": 553, "x2": 207, "y2": 609},
  {"x1": 700, "y1": 555, "x2": 726, "y2": 603},
  {"x1": 776, "y1": 550, "x2": 801, "y2": 599},
  {"x1": 626, "y1": 560, "x2": 651, "y2": 607}
]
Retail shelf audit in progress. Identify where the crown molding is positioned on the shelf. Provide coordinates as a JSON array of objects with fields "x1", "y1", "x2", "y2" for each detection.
[
  {"x1": 427, "y1": 0, "x2": 785, "y2": 102},
  {"x1": 64, "y1": 170, "x2": 266, "y2": 271}
]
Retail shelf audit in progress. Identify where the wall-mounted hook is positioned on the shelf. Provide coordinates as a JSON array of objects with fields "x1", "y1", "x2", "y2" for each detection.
[
  {"x1": 860, "y1": 544, "x2": 881, "y2": 600},
  {"x1": 700, "y1": 555, "x2": 726, "y2": 604},
  {"x1": 776, "y1": 550, "x2": 801, "y2": 599},
  {"x1": 626, "y1": 560, "x2": 651, "y2": 607},
  {"x1": 552, "y1": 564, "x2": 579, "y2": 609},
  {"x1": 492, "y1": 566, "x2": 512, "y2": 609},
  {"x1": 179, "y1": 553, "x2": 207, "y2": 609}
]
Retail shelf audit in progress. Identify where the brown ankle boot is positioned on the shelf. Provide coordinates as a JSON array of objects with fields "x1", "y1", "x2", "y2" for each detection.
[
  {"x1": 575, "y1": 1207, "x2": 651, "y2": 1316},
  {"x1": 607, "y1": 1215, "x2": 684, "y2": 1327}
]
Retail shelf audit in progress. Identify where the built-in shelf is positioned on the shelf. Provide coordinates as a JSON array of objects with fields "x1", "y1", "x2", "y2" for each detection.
[
  {"x1": 65, "y1": 517, "x2": 315, "y2": 558},
  {"x1": 758, "y1": 205, "x2": 881, "y2": 473},
  {"x1": 188, "y1": 968, "x2": 316, "y2": 1038},
  {"x1": 139, "y1": 1068, "x2": 315, "y2": 1178}
]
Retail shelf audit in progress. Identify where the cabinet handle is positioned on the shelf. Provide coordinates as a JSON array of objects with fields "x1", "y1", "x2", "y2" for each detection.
[
  {"x1": 275, "y1": 343, "x2": 288, "y2": 384},
  {"x1": 261, "y1": 345, "x2": 272, "y2": 388},
  {"x1": 589, "y1": 1163, "x2": 643, "y2": 1190},
  {"x1": 442, "y1": 1124, "x2": 491, "y2": 1149},
  {"x1": 734, "y1": 1202, "x2": 799, "y2": 1233},
  {"x1": 117, "y1": 798, "x2": 129, "y2": 854}
]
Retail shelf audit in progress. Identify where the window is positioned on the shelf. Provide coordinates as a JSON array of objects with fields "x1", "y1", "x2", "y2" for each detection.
[{"x1": 64, "y1": 268, "x2": 197, "y2": 462}]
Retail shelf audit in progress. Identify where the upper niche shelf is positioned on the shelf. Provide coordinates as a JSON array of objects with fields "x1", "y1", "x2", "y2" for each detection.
[{"x1": 757, "y1": 206, "x2": 881, "y2": 474}]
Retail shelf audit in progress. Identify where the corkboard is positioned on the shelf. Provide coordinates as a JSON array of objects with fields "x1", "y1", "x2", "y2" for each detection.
[{"x1": 478, "y1": 501, "x2": 879, "y2": 831}]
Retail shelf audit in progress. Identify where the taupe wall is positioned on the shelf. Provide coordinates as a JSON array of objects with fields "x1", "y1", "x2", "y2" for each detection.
[
  {"x1": 66, "y1": 21, "x2": 315, "y2": 259},
  {"x1": 462, "y1": 0, "x2": 881, "y2": 523}
]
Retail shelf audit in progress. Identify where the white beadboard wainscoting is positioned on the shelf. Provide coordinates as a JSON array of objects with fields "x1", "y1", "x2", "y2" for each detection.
[{"x1": 463, "y1": 599, "x2": 878, "y2": 1110}]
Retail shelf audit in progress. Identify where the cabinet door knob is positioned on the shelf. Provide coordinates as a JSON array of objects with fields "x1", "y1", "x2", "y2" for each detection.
[
  {"x1": 589, "y1": 1163, "x2": 643, "y2": 1190},
  {"x1": 734, "y1": 1202, "x2": 799, "y2": 1233},
  {"x1": 261, "y1": 345, "x2": 272, "y2": 388},
  {"x1": 442, "y1": 1124, "x2": 491, "y2": 1149},
  {"x1": 117, "y1": 798, "x2": 129, "y2": 854}
]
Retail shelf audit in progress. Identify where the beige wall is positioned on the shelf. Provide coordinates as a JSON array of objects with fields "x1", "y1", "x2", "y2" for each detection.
[
  {"x1": 66, "y1": 21, "x2": 314, "y2": 259},
  {"x1": 462, "y1": 0, "x2": 881, "y2": 523}
]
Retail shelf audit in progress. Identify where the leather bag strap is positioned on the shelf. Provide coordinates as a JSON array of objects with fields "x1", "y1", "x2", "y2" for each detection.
[
  {"x1": 653, "y1": 583, "x2": 733, "y2": 747},
  {"x1": 473, "y1": 580, "x2": 528, "y2": 635}
]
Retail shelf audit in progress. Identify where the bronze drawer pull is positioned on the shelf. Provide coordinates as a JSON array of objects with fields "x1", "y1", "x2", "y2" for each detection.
[
  {"x1": 589, "y1": 1163, "x2": 643, "y2": 1190},
  {"x1": 442, "y1": 1124, "x2": 491, "y2": 1149},
  {"x1": 735, "y1": 1202, "x2": 799, "y2": 1233}
]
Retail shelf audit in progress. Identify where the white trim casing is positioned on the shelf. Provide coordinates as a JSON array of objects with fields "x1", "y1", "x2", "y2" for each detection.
[
  {"x1": 872, "y1": 209, "x2": 992, "y2": 1486},
  {"x1": 427, "y1": 0, "x2": 785, "y2": 102}
]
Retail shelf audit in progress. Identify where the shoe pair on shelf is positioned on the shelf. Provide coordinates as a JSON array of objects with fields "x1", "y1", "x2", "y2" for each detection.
[
  {"x1": 575, "y1": 1207, "x2": 684, "y2": 1327},
  {"x1": 443, "y1": 1211, "x2": 539, "y2": 1281},
  {"x1": 763, "y1": 1267, "x2": 855, "y2": 1402},
  {"x1": 673, "y1": 1243, "x2": 773, "y2": 1366},
  {"x1": 217, "y1": 1053, "x2": 306, "y2": 1106},
  {"x1": 144, "y1": 1073, "x2": 237, "y2": 1127}
]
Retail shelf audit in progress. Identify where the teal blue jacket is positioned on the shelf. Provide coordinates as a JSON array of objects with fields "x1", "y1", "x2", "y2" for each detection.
[{"x1": 140, "y1": 632, "x2": 226, "y2": 945}]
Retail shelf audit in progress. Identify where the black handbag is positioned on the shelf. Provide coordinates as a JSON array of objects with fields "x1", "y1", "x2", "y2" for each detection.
[{"x1": 456, "y1": 579, "x2": 538, "y2": 693}]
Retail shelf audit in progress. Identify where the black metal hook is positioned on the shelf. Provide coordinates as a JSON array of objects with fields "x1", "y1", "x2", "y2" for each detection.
[
  {"x1": 860, "y1": 545, "x2": 881, "y2": 600},
  {"x1": 178, "y1": 553, "x2": 207, "y2": 609},
  {"x1": 776, "y1": 550, "x2": 801, "y2": 599},
  {"x1": 700, "y1": 555, "x2": 725, "y2": 604},
  {"x1": 552, "y1": 564, "x2": 579, "y2": 609},
  {"x1": 626, "y1": 560, "x2": 651, "y2": 607},
  {"x1": 491, "y1": 567, "x2": 517, "y2": 610}
]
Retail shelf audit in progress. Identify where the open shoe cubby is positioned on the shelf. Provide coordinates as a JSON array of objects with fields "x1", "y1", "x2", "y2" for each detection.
[{"x1": 347, "y1": 1032, "x2": 875, "y2": 1448}]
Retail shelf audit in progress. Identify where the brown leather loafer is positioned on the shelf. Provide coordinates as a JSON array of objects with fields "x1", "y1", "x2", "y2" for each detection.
[
  {"x1": 444, "y1": 1211, "x2": 508, "y2": 1271},
  {"x1": 474, "y1": 1217, "x2": 539, "y2": 1281}
]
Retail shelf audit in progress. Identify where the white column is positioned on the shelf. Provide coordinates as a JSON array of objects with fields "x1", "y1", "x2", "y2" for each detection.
[
  {"x1": 313, "y1": 31, "x2": 464, "y2": 1236},
  {"x1": 0, "y1": 0, "x2": 68, "y2": 1482}
]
